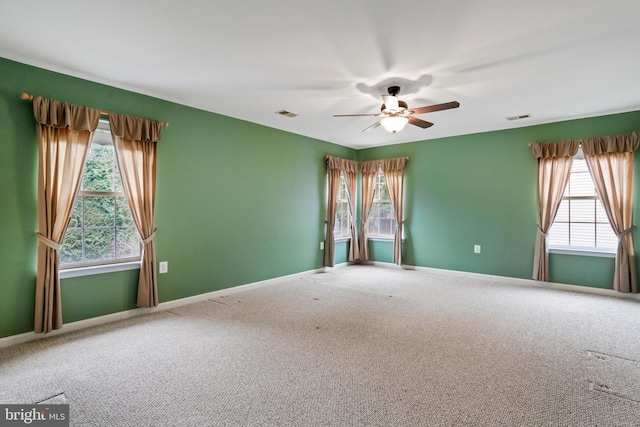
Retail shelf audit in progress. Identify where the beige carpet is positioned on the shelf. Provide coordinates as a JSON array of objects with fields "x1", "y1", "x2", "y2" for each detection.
[{"x1": 1, "y1": 265, "x2": 639, "y2": 426}]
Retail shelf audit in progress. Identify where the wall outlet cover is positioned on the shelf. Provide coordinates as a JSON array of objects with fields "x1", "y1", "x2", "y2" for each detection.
[{"x1": 159, "y1": 261, "x2": 168, "y2": 273}]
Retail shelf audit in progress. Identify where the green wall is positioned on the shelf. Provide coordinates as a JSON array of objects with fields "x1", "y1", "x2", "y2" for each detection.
[
  {"x1": 1, "y1": 56, "x2": 638, "y2": 339},
  {"x1": 359, "y1": 111, "x2": 640, "y2": 287},
  {"x1": 0, "y1": 57, "x2": 354, "y2": 338}
]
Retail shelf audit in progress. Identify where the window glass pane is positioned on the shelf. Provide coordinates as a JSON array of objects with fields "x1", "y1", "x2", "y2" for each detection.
[
  {"x1": 68, "y1": 196, "x2": 83, "y2": 228},
  {"x1": 567, "y1": 170, "x2": 595, "y2": 197},
  {"x1": 548, "y1": 222, "x2": 568, "y2": 246},
  {"x1": 82, "y1": 144, "x2": 116, "y2": 192},
  {"x1": 337, "y1": 174, "x2": 347, "y2": 200},
  {"x1": 60, "y1": 229, "x2": 83, "y2": 264},
  {"x1": 84, "y1": 228, "x2": 115, "y2": 262},
  {"x1": 379, "y1": 218, "x2": 393, "y2": 235},
  {"x1": 116, "y1": 227, "x2": 141, "y2": 259},
  {"x1": 113, "y1": 164, "x2": 123, "y2": 193},
  {"x1": 333, "y1": 202, "x2": 349, "y2": 237},
  {"x1": 570, "y1": 223, "x2": 596, "y2": 247},
  {"x1": 595, "y1": 201, "x2": 609, "y2": 224},
  {"x1": 570, "y1": 199, "x2": 596, "y2": 223},
  {"x1": 115, "y1": 197, "x2": 135, "y2": 227},
  {"x1": 554, "y1": 200, "x2": 569, "y2": 222},
  {"x1": 84, "y1": 195, "x2": 115, "y2": 227},
  {"x1": 368, "y1": 204, "x2": 380, "y2": 235},
  {"x1": 571, "y1": 158, "x2": 589, "y2": 173},
  {"x1": 596, "y1": 223, "x2": 617, "y2": 249},
  {"x1": 333, "y1": 172, "x2": 350, "y2": 238}
]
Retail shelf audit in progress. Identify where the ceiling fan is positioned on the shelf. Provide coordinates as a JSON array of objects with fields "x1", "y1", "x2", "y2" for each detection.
[{"x1": 333, "y1": 86, "x2": 460, "y2": 134}]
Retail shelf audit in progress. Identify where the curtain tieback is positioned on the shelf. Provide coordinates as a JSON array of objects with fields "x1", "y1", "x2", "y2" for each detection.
[
  {"x1": 143, "y1": 229, "x2": 157, "y2": 245},
  {"x1": 35, "y1": 232, "x2": 62, "y2": 250},
  {"x1": 617, "y1": 225, "x2": 635, "y2": 239},
  {"x1": 536, "y1": 225, "x2": 547, "y2": 237}
]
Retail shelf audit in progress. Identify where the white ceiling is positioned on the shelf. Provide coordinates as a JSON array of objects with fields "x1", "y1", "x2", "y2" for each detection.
[{"x1": 2, "y1": 0, "x2": 639, "y2": 149}]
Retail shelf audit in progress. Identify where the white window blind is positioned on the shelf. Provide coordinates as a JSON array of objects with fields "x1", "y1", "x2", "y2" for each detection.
[
  {"x1": 367, "y1": 168, "x2": 396, "y2": 237},
  {"x1": 334, "y1": 172, "x2": 350, "y2": 238},
  {"x1": 548, "y1": 148, "x2": 617, "y2": 252}
]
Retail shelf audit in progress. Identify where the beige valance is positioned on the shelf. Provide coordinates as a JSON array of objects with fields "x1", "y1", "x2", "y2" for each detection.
[
  {"x1": 359, "y1": 160, "x2": 381, "y2": 174},
  {"x1": 382, "y1": 157, "x2": 409, "y2": 171},
  {"x1": 580, "y1": 132, "x2": 640, "y2": 155},
  {"x1": 33, "y1": 96, "x2": 100, "y2": 131},
  {"x1": 109, "y1": 112, "x2": 163, "y2": 143},
  {"x1": 359, "y1": 157, "x2": 409, "y2": 173},
  {"x1": 326, "y1": 156, "x2": 358, "y2": 174},
  {"x1": 530, "y1": 132, "x2": 640, "y2": 158},
  {"x1": 530, "y1": 140, "x2": 580, "y2": 159}
]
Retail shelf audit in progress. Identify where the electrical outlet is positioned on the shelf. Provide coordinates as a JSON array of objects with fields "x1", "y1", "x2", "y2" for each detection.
[
  {"x1": 159, "y1": 261, "x2": 168, "y2": 274},
  {"x1": 474, "y1": 245, "x2": 481, "y2": 254},
  {"x1": 320, "y1": 242, "x2": 325, "y2": 250}
]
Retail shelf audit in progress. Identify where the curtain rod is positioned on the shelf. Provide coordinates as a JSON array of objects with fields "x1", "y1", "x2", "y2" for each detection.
[
  {"x1": 324, "y1": 155, "x2": 410, "y2": 160},
  {"x1": 20, "y1": 92, "x2": 169, "y2": 127}
]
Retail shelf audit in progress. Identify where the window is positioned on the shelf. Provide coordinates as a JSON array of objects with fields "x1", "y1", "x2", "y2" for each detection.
[
  {"x1": 333, "y1": 172, "x2": 350, "y2": 238},
  {"x1": 548, "y1": 148, "x2": 617, "y2": 253},
  {"x1": 367, "y1": 168, "x2": 396, "y2": 237},
  {"x1": 60, "y1": 121, "x2": 141, "y2": 268}
]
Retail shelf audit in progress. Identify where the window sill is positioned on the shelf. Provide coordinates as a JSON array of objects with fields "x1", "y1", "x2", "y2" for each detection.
[
  {"x1": 334, "y1": 236, "x2": 351, "y2": 242},
  {"x1": 549, "y1": 247, "x2": 616, "y2": 258},
  {"x1": 367, "y1": 236, "x2": 407, "y2": 242},
  {"x1": 368, "y1": 236, "x2": 393, "y2": 242},
  {"x1": 60, "y1": 261, "x2": 141, "y2": 279}
]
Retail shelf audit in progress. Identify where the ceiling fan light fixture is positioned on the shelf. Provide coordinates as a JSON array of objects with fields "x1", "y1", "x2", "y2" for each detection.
[{"x1": 381, "y1": 116, "x2": 409, "y2": 134}]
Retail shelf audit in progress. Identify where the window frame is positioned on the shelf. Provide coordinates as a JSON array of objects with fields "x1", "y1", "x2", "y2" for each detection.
[
  {"x1": 548, "y1": 147, "x2": 617, "y2": 258},
  {"x1": 333, "y1": 172, "x2": 351, "y2": 240},
  {"x1": 59, "y1": 120, "x2": 142, "y2": 274},
  {"x1": 366, "y1": 168, "x2": 397, "y2": 240}
]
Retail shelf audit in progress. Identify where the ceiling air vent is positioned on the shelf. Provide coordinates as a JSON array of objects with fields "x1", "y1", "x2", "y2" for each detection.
[
  {"x1": 505, "y1": 114, "x2": 531, "y2": 121},
  {"x1": 276, "y1": 110, "x2": 298, "y2": 118}
]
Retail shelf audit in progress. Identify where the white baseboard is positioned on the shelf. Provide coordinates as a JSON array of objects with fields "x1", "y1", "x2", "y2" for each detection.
[
  {"x1": 402, "y1": 264, "x2": 640, "y2": 301},
  {"x1": 0, "y1": 267, "x2": 325, "y2": 349},
  {"x1": 2, "y1": 264, "x2": 637, "y2": 349}
]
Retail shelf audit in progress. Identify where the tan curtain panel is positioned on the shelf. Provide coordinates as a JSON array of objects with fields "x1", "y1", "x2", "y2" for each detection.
[
  {"x1": 324, "y1": 156, "x2": 359, "y2": 266},
  {"x1": 342, "y1": 166, "x2": 360, "y2": 262},
  {"x1": 359, "y1": 160, "x2": 381, "y2": 261},
  {"x1": 324, "y1": 161, "x2": 341, "y2": 267},
  {"x1": 382, "y1": 157, "x2": 408, "y2": 265},
  {"x1": 109, "y1": 113, "x2": 163, "y2": 307},
  {"x1": 581, "y1": 132, "x2": 639, "y2": 293},
  {"x1": 530, "y1": 140, "x2": 578, "y2": 281},
  {"x1": 33, "y1": 97, "x2": 100, "y2": 333}
]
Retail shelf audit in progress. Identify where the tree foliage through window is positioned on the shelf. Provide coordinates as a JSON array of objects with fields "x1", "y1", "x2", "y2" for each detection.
[{"x1": 60, "y1": 125, "x2": 140, "y2": 266}]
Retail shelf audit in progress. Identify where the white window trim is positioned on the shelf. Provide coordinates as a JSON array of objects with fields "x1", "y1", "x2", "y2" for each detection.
[
  {"x1": 60, "y1": 261, "x2": 141, "y2": 279},
  {"x1": 367, "y1": 236, "x2": 407, "y2": 243},
  {"x1": 60, "y1": 120, "x2": 142, "y2": 272},
  {"x1": 547, "y1": 146, "x2": 618, "y2": 258},
  {"x1": 366, "y1": 168, "x2": 398, "y2": 239},
  {"x1": 548, "y1": 246, "x2": 616, "y2": 258}
]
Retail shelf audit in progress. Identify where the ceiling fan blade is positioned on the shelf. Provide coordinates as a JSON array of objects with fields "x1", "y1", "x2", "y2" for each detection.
[
  {"x1": 333, "y1": 113, "x2": 381, "y2": 117},
  {"x1": 408, "y1": 116, "x2": 434, "y2": 129},
  {"x1": 410, "y1": 101, "x2": 460, "y2": 115},
  {"x1": 382, "y1": 95, "x2": 399, "y2": 111},
  {"x1": 362, "y1": 121, "x2": 382, "y2": 132}
]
